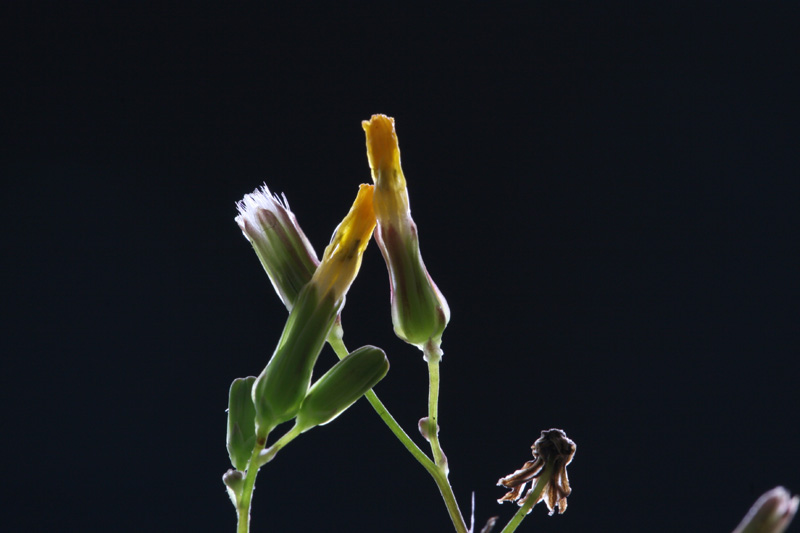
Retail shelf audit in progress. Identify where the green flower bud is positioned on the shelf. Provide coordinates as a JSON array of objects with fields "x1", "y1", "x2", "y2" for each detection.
[
  {"x1": 226, "y1": 376, "x2": 257, "y2": 470},
  {"x1": 295, "y1": 345, "x2": 389, "y2": 432},
  {"x1": 236, "y1": 185, "x2": 319, "y2": 311},
  {"x1": 252, "y1": 282, "x2": 341, "y2": 435},
  {"x1": 222, "y1": 469, "x2": 245, "y2": 506}
]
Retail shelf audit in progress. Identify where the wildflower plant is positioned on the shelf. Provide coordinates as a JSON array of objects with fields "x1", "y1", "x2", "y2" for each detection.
[{"x1": 223, "y1": 115, "x2": 796, "y2": 533}]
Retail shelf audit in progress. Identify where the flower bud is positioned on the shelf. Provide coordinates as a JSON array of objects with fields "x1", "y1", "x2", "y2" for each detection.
[
  {"x1": 236, "y1": 185, "x2": 319, "y2": 311},
  {"x1": 362, "y1": 115, "x2": 450, "y2": 351},
  {"x1": 295, "y1": 345, "x2": 390, "y2": 432},
  {"x1": 733, "y1": 487, "x2": 798, "y2": 533},
  {"x1": 222, "y1": 469, "x2": 245, "y2": 506},
  {"x1": 252, "y1": 280, "x2": 341, "y2": 435},
  {"x1": 252, "y1": 185, "x2": 376, "y2": 435},
  {"x1": 226, "y1": 376, "x2": 257, "y2": 471}
]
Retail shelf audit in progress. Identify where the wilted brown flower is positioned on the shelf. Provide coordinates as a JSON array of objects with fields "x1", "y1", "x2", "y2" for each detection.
[{"x1": 497, "y1": 428, "x2": 576, "y2": 516}]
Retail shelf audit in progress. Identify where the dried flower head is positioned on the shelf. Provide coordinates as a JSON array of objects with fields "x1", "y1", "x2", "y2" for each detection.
[{"x1": 497, "y1": 428, "x2": 576, "y2": 516}]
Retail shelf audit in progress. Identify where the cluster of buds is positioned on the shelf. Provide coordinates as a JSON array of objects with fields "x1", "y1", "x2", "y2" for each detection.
[
  {"x1": 227, "y1": 184, "x2": 389, "y2": 468},
  {"x1": 249, "y1": 184, "x2": 379, "y2": 435},
  {"x1": 225, "y1": 115, "x2": 454, "y2": 512}
]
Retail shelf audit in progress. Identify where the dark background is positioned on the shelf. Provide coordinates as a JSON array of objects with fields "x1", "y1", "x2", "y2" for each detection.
[{"x1": 4, "y1": 3, "x2": 798, "y2": 532}]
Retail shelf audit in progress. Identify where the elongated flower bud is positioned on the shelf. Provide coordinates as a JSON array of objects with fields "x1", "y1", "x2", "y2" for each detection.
[
  {"x1": 252, "y1": 282, "x2": 340, "y2": 435},
  {"x1": 295, "y1": 345, "x2": 389, "y2": 432},
  {"x1": 362, "y1": 115, "x2": 450, "y2": 352},
  {"x1": 252, "y1": 185, "x2": 376, "y2": 435},
  {"x1": 236, "y1": 185, "x2": 319, "y2": 311},
  {"x1": 226, "y1": 376, "x2": 258, "y2": 470}
]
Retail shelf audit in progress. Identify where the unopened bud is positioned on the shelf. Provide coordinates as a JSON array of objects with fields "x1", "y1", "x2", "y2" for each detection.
[
  {"x1": 222, "y1": 469, "x2": 245, "y2": 507},
  {"x1": 295, "y1": 345, "x2": 389, "y2": 432},
  {"x1": 226, "y1": 376, "x2": 257, "y2": 471},
  {"x1": 252, "y1": 282, "x2": 341, "y2": 435}
]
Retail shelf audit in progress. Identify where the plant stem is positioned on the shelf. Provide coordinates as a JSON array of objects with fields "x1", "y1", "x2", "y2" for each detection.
[
  {"x1": 425, "y1": 349, "x2": 445, "y2": 469},
  {"x1": 424, "y1": 342, "x2": 468, "y2": 533},
  {"x1": 326, "y1": 335, "x2": 434, "y2": 470},
  {"x1": 327, "y1": 335, "x2": 468, "y2": 533},
  {"x1": 257, "y1": 425, "x2": 303, "y2": 467},
  {"x1": 236, "y1": 423, "x2": 306, "y2": 533},
  {"x1": 499, "y1": 462, "x2": 555, "y2": 533},
  {"x1": 236, "y1": 436, "x2": 268, "y2": 533}
]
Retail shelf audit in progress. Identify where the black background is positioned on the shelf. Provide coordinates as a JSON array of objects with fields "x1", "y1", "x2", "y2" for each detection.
[{"x1": 4, "y1": 3, "x2": 799, "y2": 532}]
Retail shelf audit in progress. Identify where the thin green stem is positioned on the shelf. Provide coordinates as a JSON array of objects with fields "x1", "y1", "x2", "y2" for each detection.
[
  {"x1": 326, "y1": 335, "x2": 435, "y2": 471},
  {"x1": 257, "y1": 425, "x2": 303, "y2": 467},
  {"x1": 236, "y1": 435, "x2": 268, "y2": 533},
  {"x1": 499, "y1": 462, "x2": 555, "y2": 533},
  {"x1": 423, "y1": 343, "x2": 467, "y2": 533},
  {"x1": 328, "y1": 335, "x2": 467, "y2": 533},
  {"x1": 426, "y1": 353, "x2": 445, "y2": 469}
]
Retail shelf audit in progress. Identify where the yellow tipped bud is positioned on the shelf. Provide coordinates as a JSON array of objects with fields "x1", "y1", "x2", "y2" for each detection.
[{"x1": 362, "y1": 114, "x2": 450, "y2": 352}]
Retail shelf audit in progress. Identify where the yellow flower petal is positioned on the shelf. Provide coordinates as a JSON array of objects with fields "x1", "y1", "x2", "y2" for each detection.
[
  {"x1": 311, "y1": 184, "x2": 376, "y2": 302},
  {"x1": 362, "y1": 114, "x2": 410, "y2": 224}
]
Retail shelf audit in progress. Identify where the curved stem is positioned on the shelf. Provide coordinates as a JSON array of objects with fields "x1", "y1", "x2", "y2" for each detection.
[
  {"x1": 499, "y1": 462, "x2": 555, "y2": 533},
  {"x1": 328, "y1": 335, "x2": 467, "y2": 533},
  {"x1": 258, "y1": 425, "x2": 303, "y2": 467},
  {"x1": 326, "y1": 335, "x2": 435, "y2": 471}
]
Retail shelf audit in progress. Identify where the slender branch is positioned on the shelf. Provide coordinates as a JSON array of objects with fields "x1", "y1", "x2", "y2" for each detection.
[
  {"x1": 423, "y1": 342, "x2": 468, "y2": 533},
  {"x1": 328, "y1": 335, "x2": 467, "y2": 533},
  {"x1": 499, "y1": 462, "x2": 555, "y2": 533},
  {"x1": 257, "y1": 425, "x2": 303, "y2": 467},
  {"x1": 326, "y1": 335, "x2": 435, "y2": 471},
  {"x1": 426, "y1": 353, "x2": 446, "y2": 469}
]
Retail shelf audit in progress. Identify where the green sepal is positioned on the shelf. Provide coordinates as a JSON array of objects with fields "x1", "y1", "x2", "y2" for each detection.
[
  {"x1": 295, "y1": 345, "x2": 390, "y2": 432},
  {"x1": 252, "y1": 282, "x2": 342, "y2": 434},
  {"x1": 226, "y1": 376, "x2": 257, "y2": 470}
]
